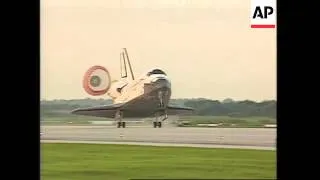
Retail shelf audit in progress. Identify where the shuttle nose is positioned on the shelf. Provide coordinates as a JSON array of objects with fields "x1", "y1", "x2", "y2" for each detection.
[
  {"x1": 154, "y1": 78, "x2": 167, "y2": 83},
  {"x1": 153, "y1": 78, "x2": 171, "y2": 89}
]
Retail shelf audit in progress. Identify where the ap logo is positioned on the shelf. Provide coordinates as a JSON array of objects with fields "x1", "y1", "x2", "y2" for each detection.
[{"x1": 251, "y1": 0, "x2": 276, "y2": 28}]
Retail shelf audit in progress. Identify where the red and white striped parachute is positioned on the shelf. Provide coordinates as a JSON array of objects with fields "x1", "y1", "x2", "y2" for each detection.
[{"x1": 83, "y1": 65, "x2": 111, "y2": 96}]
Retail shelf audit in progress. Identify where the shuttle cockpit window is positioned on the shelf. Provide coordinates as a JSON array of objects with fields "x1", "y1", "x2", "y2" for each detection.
[{"x1": 147, "y1": 69, "x2": 167, "y2": 76}]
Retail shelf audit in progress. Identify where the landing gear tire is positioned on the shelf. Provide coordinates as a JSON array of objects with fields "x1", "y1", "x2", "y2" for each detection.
[
  {"x1": 117, "y1": 122, "x2": 126, "y2": 128},
  {"x1": 115, "y1": 111, "x2": 126, "y2": 128},
  {"x1": 153, "y1": 121, "x2": 162, "y2": 128}
]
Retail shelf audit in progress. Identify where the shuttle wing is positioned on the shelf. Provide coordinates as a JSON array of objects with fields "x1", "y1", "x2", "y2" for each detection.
[
  {"x1": 71, "y1": 103, "x2": 124, "y2": 118},
  {"x1": 71, "y1": 104, "x2": 194, "y2": 118},
  {"x1": 166, "y1": 105, "x2": 194, "y2": 115}
]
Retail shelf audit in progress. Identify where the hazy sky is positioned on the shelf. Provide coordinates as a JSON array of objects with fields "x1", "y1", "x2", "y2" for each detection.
[{"x1": 41, "y1": 0, "x2": 276, "y2": 101}]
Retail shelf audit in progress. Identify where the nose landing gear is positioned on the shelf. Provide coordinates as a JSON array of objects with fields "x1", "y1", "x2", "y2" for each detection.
[
  {"x1": 153, "y1": 121, "x2": 162, "y2": 128},
  {"x1": 153, "y1": 112, "x2": 168, "y2": 128},
  {"x1": 117, "y1": 121, "x2": 126, "y2": 128}
]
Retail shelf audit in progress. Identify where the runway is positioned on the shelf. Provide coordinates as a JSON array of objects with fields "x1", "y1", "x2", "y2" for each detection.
[{"x1": 41, "y1": 126, "x2": 276, "y2": 150}]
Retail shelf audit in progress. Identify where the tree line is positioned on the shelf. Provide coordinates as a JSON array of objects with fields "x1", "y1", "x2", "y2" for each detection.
[{"x1": 41, "y1": 98, "x2": 276, "y2": 118}]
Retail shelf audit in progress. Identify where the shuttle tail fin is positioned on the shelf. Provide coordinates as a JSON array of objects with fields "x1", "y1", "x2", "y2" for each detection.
[{"x1": 120, "y1": 48, "x2": 135, "y2": 81}]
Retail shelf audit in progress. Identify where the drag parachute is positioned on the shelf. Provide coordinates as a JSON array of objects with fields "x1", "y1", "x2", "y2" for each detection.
[{"x1": 83, "y1": 65, "x2": 111, "y2": 96}]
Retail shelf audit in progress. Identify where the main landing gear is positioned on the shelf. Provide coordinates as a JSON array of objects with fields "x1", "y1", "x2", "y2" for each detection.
[
  {"x1": 115, "y1": 111, "x2": 126, "y2": 128},
  {"x1": 115, "y1": 108, "x2": 168, "y2": 129}
]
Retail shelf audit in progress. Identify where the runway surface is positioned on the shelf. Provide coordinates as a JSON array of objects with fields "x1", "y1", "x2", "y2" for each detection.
[{"x1": 41, "y1": 126, "x2": 276, "y2": 150}]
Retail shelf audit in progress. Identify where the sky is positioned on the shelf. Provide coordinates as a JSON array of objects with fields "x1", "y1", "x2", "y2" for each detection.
[{"x1": 40, "y1": 0, "x2": 276, "y2": 101}]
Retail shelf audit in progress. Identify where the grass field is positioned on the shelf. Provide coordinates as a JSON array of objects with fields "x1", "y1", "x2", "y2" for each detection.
[{"x1": 41, "y1": 143, "x2": 276, "y2": 180}]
